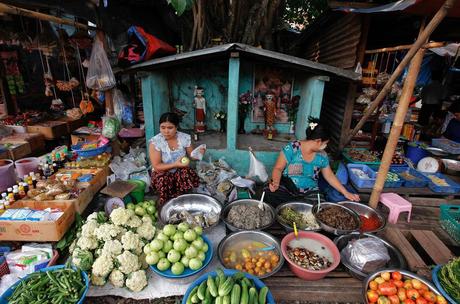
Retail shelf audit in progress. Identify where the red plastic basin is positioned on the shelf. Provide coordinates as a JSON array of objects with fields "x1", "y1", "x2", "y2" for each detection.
[{"x1": 281, "y1": 231, "x2": 340, "y2": 280}]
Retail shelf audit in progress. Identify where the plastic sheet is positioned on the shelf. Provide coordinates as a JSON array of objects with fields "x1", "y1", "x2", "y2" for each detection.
[
  {"x1": 247, "y1": 150, "x2": 268, "y2": 182},
  {"x1": 341, "y1": 238, "x2": 390, "y2": 273}
]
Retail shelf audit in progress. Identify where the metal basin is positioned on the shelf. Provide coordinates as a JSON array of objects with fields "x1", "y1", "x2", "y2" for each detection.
[
  {"x1": 363, "y1": 269, "x2": 442, "y2": 304},
  {"x1": 275, "y1": 201, "x2": 321, "y2": 233},
  {"x1": 334, "y1": 233, "x2": 407, "y2": 280},
  {"x1": 221, "y1": 199, "x2": 275, "y2": 232},
  {"x1": 160, "y1": 194, "x2": 222, "y2": 230},
  {"x1": 312, "y1": 202, "x2": 361, "y2": 235},
  {"x1": 217, "y1": 230, "x2": 284, "y2": 279},
  {"x1": 338, "y1": 201, "x2": 386, "y2": 233}
]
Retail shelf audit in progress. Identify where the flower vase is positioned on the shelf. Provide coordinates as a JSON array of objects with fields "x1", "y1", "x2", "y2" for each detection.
[
  {"x1": 219, "y1": 120, "x2": 226, "y2": 133},
  {"x1": 238, "y1": 114, "x2": 246, "y2": 134}
]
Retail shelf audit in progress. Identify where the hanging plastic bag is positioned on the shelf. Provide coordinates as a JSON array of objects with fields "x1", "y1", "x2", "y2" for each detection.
[
  {"x1": 86, "y1": 36, "x2": 116, "y2": 91},
  {"x1": 191, "y1": 144, "x2": 206, "y2": 161},
  {"x1": 113, "y1": 89, "x2": 134, "y2": 126},
  {"x1": 102, "y1": 115, "x2": 121, "y2": 139},
  {"x1": 247, "y1": 148, "x2": 268, "y2": 182}
]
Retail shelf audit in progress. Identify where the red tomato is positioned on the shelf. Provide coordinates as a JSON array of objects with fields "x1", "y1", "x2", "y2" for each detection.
[
  {"x1": 407, "y1": 289, "x2": 420, "y2": 300},
  {"x1": 416, "y1": 298, "x2": 428, "y2": 304},
  {"x1": 411, "y1": 279, "x2": 423, "y2": 290},
  {"x1": 422, "y1": 291, "x2": 436, "y2": 303},
  {"x1": 436, "y1": 295, "x2": 448, "y2": 304},
  {"x1": 404, "y1": 280, "x2": 413, "y2": 290},
  {"x1": 388, "y1": 295, "x2": 400, "y2": 304},
  {"x1": 379, "y1": 282, "x2": 398, "y2": 296},
  {"x1": 392, "y1": 271, "x2": 403, "y2": 281},
  {"x1": 398, "y1": 288, "x2": 407, "y2": 301},
  {"x1": 393, "y1": 280, "x2": 404, "y2": 288},
  {"x1": 382, "y1": 272, "x2": 391, "y2": 281},
  {"x1": 368, "y1": 290, "x2": 379, "y2": 303},
  {"x1": 378, "y1": 296, "x2": 391, "y2": 304},
  {"x1": 369, "y1": 281, "x2": 379, "y2": 291},
  {"x1": 375, "y1": 277, "x2": 386, "y2": 284},
  {"x1": 404, "y1": 300, "x2": 416, "y2": 304}
]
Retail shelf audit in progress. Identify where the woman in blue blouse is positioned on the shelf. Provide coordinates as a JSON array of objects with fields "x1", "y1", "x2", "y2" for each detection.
[{"x1": 265, "y1": 118, "x2": 360, "y2": 206}]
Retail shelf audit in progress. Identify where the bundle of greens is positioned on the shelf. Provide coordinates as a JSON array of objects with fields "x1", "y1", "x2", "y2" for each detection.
[{"x1": 438, "y1": 257, "x2": 460, "y2": 302}]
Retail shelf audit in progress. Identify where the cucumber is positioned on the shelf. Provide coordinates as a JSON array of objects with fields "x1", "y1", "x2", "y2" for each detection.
[
  {"x1": 249, "y1": 287, "x2": 257, "y2": 304},
  {"x1": 218, "y1": 277, "x2": 234, "y2": 297},
  {"x1": 232, "y1": 272, "x2": 245, "y2": 282},
  {"x1": 216, "y1": 268, "x2": 225, "y2": 283},
  {"x1": 223, "y1": 295, "x2": 231, "y2": 304},
  {"x1": 191, "y1": 294, "x2": 200, "y2": 303},
  {"x1": 230, "y1": 283, "x2": 241, "y2": 304},
  {"x1": 207, "y1": 276, "x2": 218, "y2": 298},
  {"x1": 197, "y1": 280, "x2": 207, "y2": 300},
  {"x1": 241, "y1": 281, "x2": 249, "y2": 304},
  {"x1": 215, "y1": 296, "x2": 223, "y2": 304},
  {"x1": 258, "y1": 286, "x2": 268, "y2": 304},
  {"x1": 186, "y1": 286, "x2": 199, "y2": 304}
]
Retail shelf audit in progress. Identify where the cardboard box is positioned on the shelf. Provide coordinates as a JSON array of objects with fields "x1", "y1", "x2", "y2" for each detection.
[
  {"x1": 7, "y1": 142, "x2": 31, "y2": 160},
  {"x1": 0, "y1": 201, "x2": 75, "y2": 241},
  {"x1": 27, "y1": 121, "x2": 68, "y2": 140},
  {"x1": 0, "y1": 133, "x2": 45, "y2": 152},
  {"x1": 57, "y1": 117, "x2": 87, "y2": 133}
]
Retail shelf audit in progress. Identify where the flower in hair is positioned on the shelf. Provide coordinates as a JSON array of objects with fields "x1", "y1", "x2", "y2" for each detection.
[{"x1": 309, "y1": 122, "x2": 318, "y2": 130}]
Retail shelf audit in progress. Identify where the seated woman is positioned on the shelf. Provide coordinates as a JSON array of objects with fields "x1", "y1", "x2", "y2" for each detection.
[
  {"x1": 443, "y1": 102, "x2": 460, "y2": 143},
  {"x1": 149, "y1": 112, "x2": 205, "y2": 204},
  {"x1": 265, "y1": 118, "x2": 360, "y2": 206}
]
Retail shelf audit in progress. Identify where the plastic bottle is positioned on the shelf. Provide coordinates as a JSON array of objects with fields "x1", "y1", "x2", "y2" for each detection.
[
  {"x1": 1, "y1": 193, "x2": 7, "y2": 201},
  {"x1": 27, "y1": 176, "x2": 34, "y2": 189},
  {"x1": 0, "y1": 201, "x2": 4, "y2": 215},
  {"x1": 13, "y1": 188, "x2": 19, "y2": 201},
  {"x1": 7, "y1": 188, "x2": 13, "y2": 196},
  {"x1": 18, "y1": 184, "x2": 26, "y2": 199},
  {"x1": 7, "y1": 193, "x2": 15, "y2": 205},
  {"x1": 22, "y1": 182, "x2": 29, "y2": 194},
  {"x1": 4, "y1": 199, "x2": 10, "y2": 210}
]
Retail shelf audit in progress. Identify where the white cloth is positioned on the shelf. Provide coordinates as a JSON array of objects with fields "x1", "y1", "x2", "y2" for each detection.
[
  {"x1": 150, "y1": 131, "x2": 191, "y2": 166},
  {"x1": 86, "y1": 223, "x2": 226, "y2": 300},
  {"x1": 194, "y1": 97, "x2": 206, "y2": 114}
]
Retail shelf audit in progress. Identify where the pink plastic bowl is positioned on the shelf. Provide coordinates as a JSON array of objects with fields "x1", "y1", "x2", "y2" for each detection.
[{"x1": 281, "y1": 231, "x2": 340, "y2": 280}]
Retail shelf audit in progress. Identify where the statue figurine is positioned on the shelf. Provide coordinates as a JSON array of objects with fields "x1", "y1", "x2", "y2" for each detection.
[
  {"x1": 193, "y1": 86, "x2": 206, "y2": 133},
  {"x1": 263, "y1": 92, "x2": 277, "y2": 139}
]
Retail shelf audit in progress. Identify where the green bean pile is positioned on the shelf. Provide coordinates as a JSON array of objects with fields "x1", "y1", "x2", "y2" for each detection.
[{"x1": 8, "y1": 265, "x2": 86, "y2": 304}]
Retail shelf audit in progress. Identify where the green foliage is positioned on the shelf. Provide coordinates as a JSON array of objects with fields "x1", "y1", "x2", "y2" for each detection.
[{"x1": 283, "y1": 0, "x2": 329, "y2": 27}]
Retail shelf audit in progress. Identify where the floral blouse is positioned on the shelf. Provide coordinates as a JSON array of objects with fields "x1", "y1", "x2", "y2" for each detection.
[{"x1": 150, "y1": 131, "x2": 191, "y2": 171}]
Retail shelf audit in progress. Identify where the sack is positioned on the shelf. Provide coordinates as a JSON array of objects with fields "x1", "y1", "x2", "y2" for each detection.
[
  {"x1": 247, "y1": 149, "x2": 268, "y2": 182},
  {"x1": 118, "y1": 26, "x2": 176, "y2": 67},
  {"x1": 86, "y1": 36, "x2": 116, "y2": 91},
  {"x1": 102, "y1": 115, "x2": 121, "y2": 139}
]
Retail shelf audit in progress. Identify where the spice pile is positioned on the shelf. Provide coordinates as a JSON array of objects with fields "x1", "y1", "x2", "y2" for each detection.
[
  {"x1": 286, "y1": 246, "x2": 332, "y2": 271},
  {"x1": 278, "y1": 207, "x2": 319, "y2": 230},
  {"x1": 316, "y1": 206, "x2": 359, "y2": 231},
  {"x1": 359, "y1": 215, "x2": 381, "y2": 232},
  {"x1": 347, "y1": 149, "x2": 380, "y2": 163},
  {"x1": 226, "y1": 205, "x2": 272, "y2": 230}
]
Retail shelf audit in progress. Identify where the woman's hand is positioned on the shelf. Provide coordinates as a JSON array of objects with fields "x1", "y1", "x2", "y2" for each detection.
[
  {"x1": 269, "y1": 180, "x2": 279, "y2": 192},
  {"x1": 175, "y1": 157, "x2": 189, "y2": 168},
  {"x1": 343, "y1": 191, "x2": 360, "y2": 202}
]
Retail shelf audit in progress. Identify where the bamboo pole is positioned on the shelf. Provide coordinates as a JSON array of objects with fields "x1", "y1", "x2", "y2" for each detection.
[
  {"x1": 368, "y1": 26, "x2": 427, "y2": 208},
  {"x1": 0, "y1": 2, "x2": 96, "y2": 30},
  {"x1": 364, "y1": 41, "x2": 446, "y2": 54},
  {"x1": 344, "y1": 0, "x2": 457, "y2": 146}
]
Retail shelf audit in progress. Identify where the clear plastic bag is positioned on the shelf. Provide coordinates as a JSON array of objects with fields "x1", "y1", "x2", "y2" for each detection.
[
  {"x1": 341, "y1": 238, "x2": 390, "y2": 273},
  {"x1": 86, "y1": 36, "x2": 116, "y2": 91},
  {"x1": 247, "y1": 149, "x2": 268, "y2": 182},
  {"x1": 113, "y1": 89, "x2": 134, "y2": 126},
  {"x1": 102, "y1": 115, "x2": 121, "y2": 139}
]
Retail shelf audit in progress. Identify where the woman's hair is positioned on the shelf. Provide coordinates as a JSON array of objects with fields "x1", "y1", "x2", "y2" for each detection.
[
  {"x1": 159, "y1": 112, "x2": 180, "y2": 127},
  {"x1": 448, "y1": 102, "x2": 460, "y2": 114},
  {"x1": 306, "y1": 117, "x2": 330, "y2": 141}
]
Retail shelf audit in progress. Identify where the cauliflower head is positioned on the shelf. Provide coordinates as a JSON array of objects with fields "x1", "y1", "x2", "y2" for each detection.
[
  {"x1": 142, "y1": 215, "x2": 153, "y2": 225},
  {"x1": 136, "y1": 222, "x2": 156, "y2": 241},
  {"x1": 81, "y1": 220, "x2": 99, "y2": 237},
  {"x1": 91, "y1": 274, "x2": 107, "y2": 286},
  {"x1": 92, "y1": 253, "x2": 114, "y2": 278},
  {"x1": 125, "y1": 270, "x2": 148, "y2": 292},
  {"x1": 101, "y1": 239, "x2": 123, "y2": 257},
  {"x1": 126, "y1": 216, "x2": 142, "y2": 229},
  {"x1": 110, "y1": 208, "x2": 135, "y2": 226},
  {"x1": 87, "y1": 211, "x2": 107, "y2": 223},
  {"x1": 72, "y1": 248, "x2": 94, "y2": 271},
  {"x1": 116, "y1": 251, "x2": 140, "y2": 274},
  {"x1": 109, "y1": 269, "x2": 125, "y2": 288},
  {"x1": 77, "y1": 236, "x2": 98, "y2": 250},
  {"x1": 121, "y1": 231, "x2": 143, "y2": 253},
  {"x1": 95, "y1": 223, "x2": 122, "y2": 241}
]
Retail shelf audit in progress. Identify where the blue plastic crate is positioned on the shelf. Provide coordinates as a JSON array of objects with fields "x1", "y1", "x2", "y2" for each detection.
[
  {"x1": 422, "y1": 172, "x2": 460, "y2": 193},
  {"x1": 432, "y1": 138, "x2": 460, "y2": 155},
  {"x1": 347, "y1": 164, "x2": 377, "y2": 189},
  {"x1": 391, "y1": 167, "x2": 428, "y2": 188}
]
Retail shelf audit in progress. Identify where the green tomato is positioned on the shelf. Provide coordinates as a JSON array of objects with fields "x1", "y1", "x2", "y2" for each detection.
[
  {"x1": 197, "y1": 251, "x2": 206, "y2": 262},
  {"x1": 150, "y1": 239, "x2": 163, "y2": 252},
  {"x1": 188, "y1": 258, "x2": 203, "y2": 271},
  {"x1": 126, "y1": 203, "x2": 136, "y2": 211},
  {"x1": 171, "y1": 262, "x2": 185, "y2": 275},
  {"x1": 184, "y1": 229, "x2": 197, "y2": 242},
  {"x1": 146, "y1": 252, "x2": 160, "y2": 265},
  {"x1": 162, "y1": 240, "x2": 173, "y2": 253},
  {"x1": 157, "y1": 258, "x2": 171, "y2": 271},
  {"x1": 172, "y1": 231, "x2": 184, "y2": 241},
  {"x1": 157, "y1": 233, "x2": 169, "y2": 242},
  {"x1": 143, "y1": 201, "x2": 152, "y2": 207},
  {"x1": 158, "y1": 251, "x2": 166, "y2": 259},
  {"x1": 146, "y1": 205, "x2": 156, "y2": 215},
  {"x1": 135, "y1": 206, "x2": 146, "y2": 216},
  {"x1": 193, "y1": 226, "x2": 203, "y2": 236},
  {"x1": 185, "y1": 246, "x2": 198, "y2": 259},
  {"x1": 177, "y1": 222, "x2": 189, "y2": 232},
  {"x1": 173, "y1": 239, "x2": 188, "y2": 253},
  {"x1": 192, "y1": 238, "x2": 204, "y2": 251},
  {"x1": 163, "y1": 224, "x2": 177, "y2": 237},
  {"x1": 181, "y1": 256, "x2": 190, "y2": 268},
  {"x1": 202, "y1": 243, "x2": 209, "y2": 253},
  {"x1": 167, "y1": 249, "x2": 181, "y2": 263},
  {"x1": 143, "y1": 244, "x2": 152, "y2": 255},
  {"x1": 155, "y1": 211, "x2": 159, "y2": 218}
]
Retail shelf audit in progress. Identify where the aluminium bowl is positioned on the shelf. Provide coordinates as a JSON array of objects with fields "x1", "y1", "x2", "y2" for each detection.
[
  {"x1": 363, "y1": 269, "x2": 442, "y2": 304},
  {"x1": 275, "y1": 201, "x2": 321, "y2": 233},
  {"x1": 334, "y1": 232, "x2": 407, "y2": 280},
  {"x1": 312, "y1": 202, "x2": 361, "y2": 235},
  {"x1": 217, "y1": 230, "x2": 284, "y2": 279},
  {"x1": 221, "y1": 199, "x2": 275, "y2": 232},
  {"x1": 337, "y1": 201, "x2": 386, "y2": 233},
  {"x1": 160, "y1": 194, "x2": 222, "y2": 230}
]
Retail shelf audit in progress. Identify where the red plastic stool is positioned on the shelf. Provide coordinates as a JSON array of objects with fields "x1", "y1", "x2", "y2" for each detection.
[{"x1": 379, "y1": 193, "x2": 412, "y2": 224}]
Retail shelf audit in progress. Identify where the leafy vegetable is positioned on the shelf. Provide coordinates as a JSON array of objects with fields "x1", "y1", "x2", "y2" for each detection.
[
  {"x1": 438, "y1": 258, "x2": 460, "y2": 302},
  {"x1": 57, "y1": 213, "x2": 83, "y2": 251}
]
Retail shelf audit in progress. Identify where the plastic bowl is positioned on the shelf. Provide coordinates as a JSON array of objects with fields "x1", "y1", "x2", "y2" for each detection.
[
  {"x1": 181, "y1": 268, "x2": 276, "y2": 304},
  {"x1": 432, "y1": 265, "x2": 457, "y2": 304},
  {"x1": 0, "y1": 265, "x2": 89, "y2": 304},
  {"x1": 281, "y1": 231, "x2": 340, "y2": 280},
  {"x1": 150, "y1": 235, "x2": 213, "y2": 279}
]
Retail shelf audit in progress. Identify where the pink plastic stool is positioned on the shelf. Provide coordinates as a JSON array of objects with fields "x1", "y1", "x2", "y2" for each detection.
[{"x1": 379, "y1": 193, "x2": 412, "y2": 224}]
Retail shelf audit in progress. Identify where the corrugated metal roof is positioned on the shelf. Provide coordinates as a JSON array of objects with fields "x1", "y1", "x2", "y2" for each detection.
[{"x1": 124, "y1": 43, "x2": 360, "y2": 81}]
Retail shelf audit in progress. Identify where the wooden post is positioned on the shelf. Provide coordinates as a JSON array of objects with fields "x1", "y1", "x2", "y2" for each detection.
[
  {"x1": 344, "y1": 0, "x2": 457, "y2": 146},
  {"x1": 368, "y1": 27, "x2": 427, "y2": 208},
  {"x1": 0, "y1": 3, "x2": 96, "y2": 30}
]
